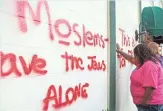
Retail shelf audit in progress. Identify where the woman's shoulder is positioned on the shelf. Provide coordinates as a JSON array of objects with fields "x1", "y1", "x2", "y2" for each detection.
[
  {"x1": 141, "y1": 61, "x2": 162, "y2": 74},
  {"x1": 143, "y1": 60, "x2": 161, "y2": 68}
]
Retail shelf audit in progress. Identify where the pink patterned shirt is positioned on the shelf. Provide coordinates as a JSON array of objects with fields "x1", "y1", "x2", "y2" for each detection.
[{"x1": 130, "y1": 61, "x2": 163, "y2": 104}]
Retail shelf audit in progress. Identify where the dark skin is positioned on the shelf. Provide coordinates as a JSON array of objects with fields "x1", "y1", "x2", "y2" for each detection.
[
  {"x1": 116, "y1": 43, "x2": 136, "y2": 65},
  {"x1": 140, "y1": 87, "x2": 154, "y2": 106}
]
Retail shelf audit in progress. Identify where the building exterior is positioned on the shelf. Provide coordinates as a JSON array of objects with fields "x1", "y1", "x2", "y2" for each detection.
[{"x1": 0, "y1": 0, "x2": 163, "y2": 111}]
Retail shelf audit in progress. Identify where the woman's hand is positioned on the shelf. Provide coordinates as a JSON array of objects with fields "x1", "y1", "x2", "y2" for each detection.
[
  {"x1": 140, "y1": 100, "x2": 148, "y2": 106},
  {"x1": 116, "y1": 43, "x2": 121, "y2": 53}
]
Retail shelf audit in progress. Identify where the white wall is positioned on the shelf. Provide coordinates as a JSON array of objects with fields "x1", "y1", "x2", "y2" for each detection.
[
  {"x1": 107, "y1": 1, "x2": 110, "y2": 110},
  {"x1": 116, "y1": 1, "x2": 139, "y2": 111},
  {"x1": 116, "y1": 0, "x2": 163, "y2": 111},
  {"x1": 0, "y1": 0, "x2": 109, "y2": 111}
]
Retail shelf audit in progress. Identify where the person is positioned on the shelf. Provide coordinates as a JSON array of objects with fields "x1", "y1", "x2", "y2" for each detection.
[
  {"x1": 116, "y1": 42, "x2": 163, "y2": 67},
  {"x1": 125, "y1": 43, "x2": 163, "y2": 111}
]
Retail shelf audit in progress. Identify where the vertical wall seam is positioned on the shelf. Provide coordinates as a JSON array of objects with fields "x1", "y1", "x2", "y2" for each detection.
[
  {"x1": 109, "y1": 1, "x2": 116, "y2": 111},
  {"x1": 107, "y1": 0, "x2": 110, "y2": 110}
]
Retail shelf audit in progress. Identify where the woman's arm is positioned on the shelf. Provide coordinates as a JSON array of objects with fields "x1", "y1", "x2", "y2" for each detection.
[
  {"x1": 140, "y1": 87, "x2": 154, "y2": 105},
  {"x1": 116, "y1": 43, "x2": 136, "y2": 65}
]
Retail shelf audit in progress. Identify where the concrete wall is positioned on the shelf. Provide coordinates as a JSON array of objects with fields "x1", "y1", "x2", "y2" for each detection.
[
  {"x1": 1, "y1": 0, "x2": 162, "y2": 111},
  {"x1": 115, "y1": 1, "x2": 139, "y2": 111},
  {"x1": 115, "y1": 0, "x2": 163, "y2": 111},
  {"x1": 0, "y1": 0, "x2": 109, "y2": 111}
]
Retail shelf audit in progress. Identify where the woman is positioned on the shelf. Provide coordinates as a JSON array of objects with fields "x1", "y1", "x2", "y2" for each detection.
[
  {"x1": 127, "y1": 43, "x2": 163, "y2": 111},
  {"x1": 116, "y1": 42, "x2": 163, "y2": 67}
]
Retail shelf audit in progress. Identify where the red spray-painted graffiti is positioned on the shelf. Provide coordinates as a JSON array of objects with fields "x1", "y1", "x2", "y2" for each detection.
[
  {"x1": 0, "y1": 51, "x2": 47, "y2": 77},
  {"x1": 16, "y1": 1, "x2": 109, "y2": 48},
  {"x1": 61, "y1": 52, "x2": 85, "y2": 72},
  {"x1": 117, "y1": 28, "x2": 135, "y2": 68},
  {"x1": 16, "y1": 1, "x2": 54, "y2": 40},
  {"x1": 119, "y1": 28, "x2": 136, "y2": 48},
  {"x1": 117, "y1": 49, "x2": 133, "y2": 68},
  {"x1": 61, "y1": 52, "x2": 106, "y2": 72},
  {"x1": 43, "y1": 83, "x2": 89, "y2": 111},
  {"x1": 12, "y1": 1, "x2": 104, "y2": 110},
  {"x1": 87, "y1": 56, "x2": 106, "y2": 71}
]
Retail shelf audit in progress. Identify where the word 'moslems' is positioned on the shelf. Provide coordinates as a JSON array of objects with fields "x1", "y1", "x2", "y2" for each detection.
[{"x1": 16, "y1": 1, "x2": 109, "y2": 48}]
